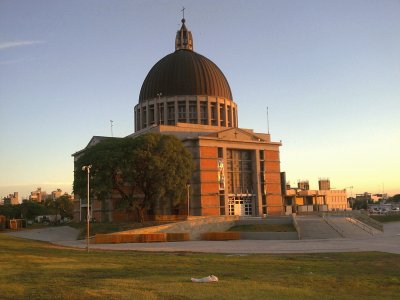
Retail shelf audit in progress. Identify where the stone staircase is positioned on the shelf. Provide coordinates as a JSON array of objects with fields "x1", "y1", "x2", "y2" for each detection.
[
  {"x1": 324, "y1": 216, "x2": 372, "y2": 238},
  {"x1": 295, "y1": 214, "x2": 383, "y2": 239},
  {"x1": 295, "y1": 215, "x2": 342, "y2": 239}
]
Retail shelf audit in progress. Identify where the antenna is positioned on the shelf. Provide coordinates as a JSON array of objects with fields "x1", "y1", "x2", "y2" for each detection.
[
  {"x1": 110, "y1": 120, "x2": 114, "y2": 137},
  {"x1": 181, "y1": 6, "x2": 185, "y2": 19},
  {"x1": 267, "y1": 106, "x2": 270, "y2": 134}
]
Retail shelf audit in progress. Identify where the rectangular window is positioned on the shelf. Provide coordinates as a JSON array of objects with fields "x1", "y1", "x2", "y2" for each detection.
[
  {"x1": 259, "y1": 150, "x2": 264, "y2": 160},
  {"x1": 136, "y1": 109, "x2": 141, "y2": 130},
  {"x1": 218, "y1": 147, "x2": 223, "y2": 158},
  {"x1": 227, "y1": 105, "x2": 232, "y2": 127},
  {"x1": 226, "y1": 149, "x2": 253, "y2": 194},
  {"x1": 149, "y1": 104, "x2": 155, "y2": 125},
  {"x1": 210, "y1": 103, "x2": 217, "y2": 125},
  {"x1": 142, "y1": 107, "x2": 147, "y2": 128},
  {"x1": 178, "y1": 101, "x2": 186, "y2": 122},
  {"x1": 219, "y1": 195, "x2": 225, "y2": 206},
  {"x1": 167, "y1": 103, "x2": 175, "y2": 125},
  {"x1": 200, "y1": 102, "x2": 207, "y2": 124},
  {"x1": 189, "y1": 101, "x2": 197, "y2": 123},
  {"x1": 158, "y1": 103, "x2": 164, "y2": 125},
  {"x1": 219, "y1": 104, "x2": 225, "y2": 126}
]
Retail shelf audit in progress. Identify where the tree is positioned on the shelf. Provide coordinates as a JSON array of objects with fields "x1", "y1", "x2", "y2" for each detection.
[
  {"x1": 0, "y1": 204, "x2": 20, "y2": 219},
  {"x1": 20, "y1": 201, "x2": 49, "y2": 219},
  {"x1": 127, "y1": 133, "x2": 193, "y2": 222},
  {"x1": 387, "y1": 194, "x2": 400, "y2": 203},
  {"x1": 73, "y1": 133, "x2": 193, "y2": 222},
  {"x1": 54, "y1": 195, "x2": 74, "y2": 219}
]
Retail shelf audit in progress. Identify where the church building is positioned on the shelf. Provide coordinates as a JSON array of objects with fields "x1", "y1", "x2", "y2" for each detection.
[{"x1": 73, "y1": 17, "x2": 284, "y2": 221}]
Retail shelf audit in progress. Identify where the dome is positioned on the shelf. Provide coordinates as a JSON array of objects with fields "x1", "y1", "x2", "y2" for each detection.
[{"x1": 139, "y1": 49, "x2": 233, "y2": 102}]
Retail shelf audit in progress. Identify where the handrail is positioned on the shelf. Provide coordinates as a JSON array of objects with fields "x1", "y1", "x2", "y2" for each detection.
[
  {"x1": 322, "y1": 214, "x2": 345, "y2": 237},
  {"x1": 291, "y1": 214, "x2": 302, "y2": 240},
  {"x1": 345, "y1": 217, "x2": 374, "y2": 236},
  {"x1": 321, "y1": 211, "x2": 383, "y2": 232}
]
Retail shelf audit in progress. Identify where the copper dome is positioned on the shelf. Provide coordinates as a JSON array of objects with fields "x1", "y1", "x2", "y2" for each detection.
[{"x1": 138, "y1": 49, "x2": 233, "y2": 102}]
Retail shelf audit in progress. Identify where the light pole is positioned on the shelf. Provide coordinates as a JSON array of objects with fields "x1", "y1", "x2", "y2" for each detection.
[
  {"x1": 186, "y1": 182, "x2": 190, "y2": 217},
  {"x1": 82, "y1": 165, "x2": 92, "y2": 252},
  {"x1": 157, "y1": 92, "x2": 162, "y2": 125}
]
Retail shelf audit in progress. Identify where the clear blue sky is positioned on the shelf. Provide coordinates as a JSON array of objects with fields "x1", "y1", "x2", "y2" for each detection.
[{"x1": 1, "y1": 0, "x2": 399, "y2": 199}]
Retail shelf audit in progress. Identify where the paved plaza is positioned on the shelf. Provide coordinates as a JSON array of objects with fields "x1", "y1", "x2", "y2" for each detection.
[{"x1": 4, "y1": 221, "x2": 400, "y2": 254}]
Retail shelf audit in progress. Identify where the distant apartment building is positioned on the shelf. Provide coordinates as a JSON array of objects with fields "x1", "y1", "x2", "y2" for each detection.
[
  {"x1": 51, "y1": 189, "x2": 63, "y2": 200},
  {"x1": 2, "y1": 192, "x2": 19, "y2": 205},
  {"x1": 355, "y1": 192, "x2": 372, "y2": 203},
  {"x1": 283, "y1": 178, "x2": 350, "y2": 213},
  {"x1": 29, "y1": 187, "x2": 47, "y2": 202},
  {"x1": 371, "y1": 193, "x2": 388, "y2": 202}
]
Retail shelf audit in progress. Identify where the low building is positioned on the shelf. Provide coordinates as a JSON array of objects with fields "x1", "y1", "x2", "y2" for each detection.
[
  {"x1": 2, "y1": 192, "x2": 19, "y2": 205},
  {"x1": 51, "y1": 189, "x2": 63, "y2": 200},
  {"x1": 29, "y1": 187, "x2": 47, "y2": 202},
  {"x1": 283, "y1": 179, "x2": 350, "y2": 213}
]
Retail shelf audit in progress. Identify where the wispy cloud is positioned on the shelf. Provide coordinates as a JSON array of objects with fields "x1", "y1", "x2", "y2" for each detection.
[
  {"x1": 0, "y1": 40, "x2": 44, "y2": 51},
  {"x1": 0, "y1": 57, "x2": 33, "y2": 65}
]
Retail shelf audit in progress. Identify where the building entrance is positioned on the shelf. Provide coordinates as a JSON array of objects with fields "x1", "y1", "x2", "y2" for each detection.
[{"x1": 228, "y1": 195, "x2": 255, "y2": 216}]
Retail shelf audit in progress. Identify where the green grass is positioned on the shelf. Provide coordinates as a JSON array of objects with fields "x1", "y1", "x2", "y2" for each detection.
[
  {"x1": 370, "y1": 214, "x2": 400, "y2": 223},
  {"x1": 0, "y1": 234, "x2": 399, "y2": 299},
  {"x1": 229, "y1": 224, "x2": 296, "y2": 232}
]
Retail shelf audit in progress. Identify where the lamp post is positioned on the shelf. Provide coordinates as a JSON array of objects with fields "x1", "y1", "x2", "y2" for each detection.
[
  {"x1": 82, "y1": 165, "x2": 92, "y2": 252},
  {"x1": 157, "y1": 92, "x2": 162, "y2": 125},
  {"x1": 186, "y1": 182, "x2": 190, "y2": 217}
]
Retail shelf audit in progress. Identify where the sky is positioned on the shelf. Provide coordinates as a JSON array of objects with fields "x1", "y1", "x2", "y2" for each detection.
[{"x1": 0, "y1": 0, "x2": 399, "y2": 200}]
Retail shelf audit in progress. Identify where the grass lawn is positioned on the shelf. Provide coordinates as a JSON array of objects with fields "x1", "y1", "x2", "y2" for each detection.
[
  {"x1": 370, "y1": 214, "x2": 400, "y2": 223},
  {"x1": 0, "y1": 234, "x2": 399, "y2": 299},
  {"x1": 229, "y1": 224, "x2": 296, "y2": 232}
]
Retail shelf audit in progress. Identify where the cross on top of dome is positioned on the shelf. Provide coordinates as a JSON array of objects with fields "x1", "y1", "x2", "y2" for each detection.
[{"x1": 175, "y1": 8, "x2": 193, "y2": 51}]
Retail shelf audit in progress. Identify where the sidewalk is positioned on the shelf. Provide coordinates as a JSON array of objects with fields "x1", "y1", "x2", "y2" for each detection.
[{"x1": 4, "y1": 223, "x2": 400, "y2": 255}]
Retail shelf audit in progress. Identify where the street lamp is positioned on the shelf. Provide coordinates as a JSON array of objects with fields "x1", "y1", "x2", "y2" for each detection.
[
  {"x1": 156, "y1": 92, "x2": 162, "y2": 125},
  {"x1": 82, "y1": 165, "x2": 92, "y2": 252},
  {"x1": 186, "y1": 182, "x2": 190, "y2": 217}
]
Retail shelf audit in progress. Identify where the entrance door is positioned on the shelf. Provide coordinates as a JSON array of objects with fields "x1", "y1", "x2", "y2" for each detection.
[
  {"x1": 234, "y1": 201, "x2": 246, "y2": 216},
  {"x1": 229, "y1": 195, "x2": 254, "y2": 216}
]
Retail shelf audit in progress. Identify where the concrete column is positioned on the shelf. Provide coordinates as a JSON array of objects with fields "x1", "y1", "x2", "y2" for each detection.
[
  {"x1": 186, "y1": 98, "x2": 190, "y2": 123},
  {"x1": 197, "y1": 98, "x2": 200, "y2": 124},
  {"x1": 253, "y1": 150, "x2": 262, "y2": 217},
  {"x1": 145, "y1": 101, "x2": 149, "y2": 128},
  {"x1": 229, "y1": 103, "x2": 234, "y2": 127},
  {"x1": 173, "y1": 98, "x2": 177, "y2": 124},
  {"x1": 154, "y1": 97, "x2": 158, "y2": 125},
  {"x1": 224, "y1": 101, "x2": 228, "y2": 127},
  {"x1": 163, "y1": 98, "x2": 168, "y2": 125},
  {"x1": 134, "y1": 107, "x2": 137, "y2": 131},
  {"x1": 216, "y1": 99, "x2": 221, "y2": 127},
  {"x1": 207, "y1": 98, "x2": 211, "y2": 125}
]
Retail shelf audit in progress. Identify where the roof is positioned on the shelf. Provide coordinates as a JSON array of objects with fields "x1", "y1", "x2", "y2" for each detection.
[{"x1": 138, "y1": 49, "x2": 233, "y2": 102}]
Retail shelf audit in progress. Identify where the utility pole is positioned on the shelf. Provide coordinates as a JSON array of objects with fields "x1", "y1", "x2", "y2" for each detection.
[
  {"x1": 110, "y1": 120, "x2": 114, "y2": 137},
  {"x1": 82, "y1": 165, "x2": 92, "y2": 252}
]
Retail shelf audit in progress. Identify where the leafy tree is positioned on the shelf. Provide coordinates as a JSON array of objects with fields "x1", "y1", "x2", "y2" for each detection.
[
  {"x1": 20, "y1": 201, "x2": 48, "y2": 219},
  {"x1": 351, "y1": 198, "x2": 368, "y2": 210},
  {"x1": 387, "y1": 194, "x2": 400, "y2": 203},
  {"x1": 54, "y1": 195, "x2": 74, "y2": 219},
  {"x1": 73, "y1": 133, "x2": 193, "y2": 222},
  {"x1": 0, "y1": 204, "x2": 20, "y2": 219}
]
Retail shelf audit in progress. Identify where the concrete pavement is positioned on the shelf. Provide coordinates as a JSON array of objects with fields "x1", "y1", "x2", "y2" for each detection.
[
  {"x1": 5, "y1": 226, "x2": 79, "y2": 242},
  {"x1": 4, "y1": 222, "x2": 400, "y2": 254}
]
